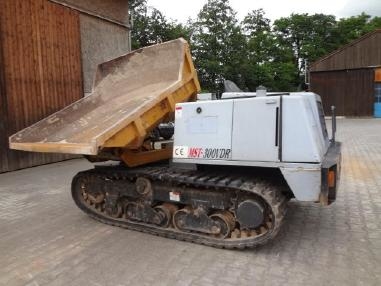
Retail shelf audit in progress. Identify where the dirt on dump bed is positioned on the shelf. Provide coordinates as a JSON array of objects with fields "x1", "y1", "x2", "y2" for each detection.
[{"x1": 9, "y1": 39, "x2": 189, "y2": 154}]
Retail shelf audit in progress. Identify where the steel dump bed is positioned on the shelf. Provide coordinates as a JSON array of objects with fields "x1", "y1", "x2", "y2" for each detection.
[{"x1": 9, "y1": 39, "x2": 200, "y2": 155}]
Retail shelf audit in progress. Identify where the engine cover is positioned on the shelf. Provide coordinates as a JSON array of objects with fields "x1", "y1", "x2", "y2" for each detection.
[{"x1": 173, "y1": 93, "x2": 330, "y2": 164}]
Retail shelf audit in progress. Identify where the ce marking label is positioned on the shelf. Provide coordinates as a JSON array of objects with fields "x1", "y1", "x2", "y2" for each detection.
[{"x1": 173, "y1": 146, "x2": 189, "y2": 158}]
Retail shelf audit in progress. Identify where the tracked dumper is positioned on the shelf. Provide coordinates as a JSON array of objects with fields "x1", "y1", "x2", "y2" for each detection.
[{"x1": 9, "y1": 39, "x2": 341, "y2": 249}]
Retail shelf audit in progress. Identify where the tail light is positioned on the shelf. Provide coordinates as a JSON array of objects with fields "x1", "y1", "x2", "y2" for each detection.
[{"x1": 328, "y1": 170, "x2": 336, "y2": 188}]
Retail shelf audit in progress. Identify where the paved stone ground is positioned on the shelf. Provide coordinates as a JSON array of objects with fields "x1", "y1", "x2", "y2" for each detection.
[{"x1": 0, "y1": 119, "x2": 380, "y2": 286}]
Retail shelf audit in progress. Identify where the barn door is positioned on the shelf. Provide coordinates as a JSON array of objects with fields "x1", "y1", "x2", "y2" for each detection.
[
  {"x1": 0, "y1": 16, "x2": 9, "y2": 172},
  {"x1": 0, "y1": 94, "x2": 10, "y2": 172},
  {"x1": 0, "y1": 0, "x2": 83, "y2": 172}
]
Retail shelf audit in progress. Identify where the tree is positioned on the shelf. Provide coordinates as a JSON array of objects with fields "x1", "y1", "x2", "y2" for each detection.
[
  {"x1": 129, "y1": 0, "x2": 190, "y2": 50},
  {"x1": 190, "y1": 0, "x2": 246, "y2": 92},
  {"x1": 242, "y1": 9, "x2": 272, "y2": 64},
  {"x1": 336, "y1": 13, "x2": 381, "y2": 46},
  {"x1": 240, "y1": 9, "x2": 297, "y2": 91},
  {"x1": 273, "y1": 13, "x2": 338, "y2": 88},
  {"x1": 130, "y1": 1, "x2": 381, "y2": 92},
  {"x1": 367, "y1": 16, "x2": 381, "y2": 31}
]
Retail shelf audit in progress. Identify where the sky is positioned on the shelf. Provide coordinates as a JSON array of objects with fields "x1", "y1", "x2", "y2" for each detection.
[{"x1": 146, "y1": 0, "x2": 381, "y2": 23}]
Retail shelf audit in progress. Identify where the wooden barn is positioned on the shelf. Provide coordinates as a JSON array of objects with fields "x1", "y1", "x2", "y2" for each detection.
[
  {"x1": 310, "y1": 29, "x2": 381, "y2": 117},
  {"x1": 0, "y1": 0, "x2": 130, "y2": 173}
]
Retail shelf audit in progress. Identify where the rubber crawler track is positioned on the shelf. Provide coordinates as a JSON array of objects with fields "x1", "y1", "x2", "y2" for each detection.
[{"x1": 71, "y1": 166, "x2": 288, "y2": 249}]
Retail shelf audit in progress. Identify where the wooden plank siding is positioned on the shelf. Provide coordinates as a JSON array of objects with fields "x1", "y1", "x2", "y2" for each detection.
[
  {"x1": 0, "y1": 29, "x2": 10, "y2": 172},
  {"x1": 310, "y1": 30, "x2": 381, "y2": 72},
  {"x1": 310, "y1": 69, "x2": 375, "y2": 116},
  {"x1": 0, "y1": 0, "x2": 83, "y2": 173}
]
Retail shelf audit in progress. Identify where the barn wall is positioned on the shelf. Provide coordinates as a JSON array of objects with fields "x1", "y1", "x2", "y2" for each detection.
[
  {"x1": 50, "y1": 0, "x2": 129, "y2": 25},
  {"x1": 49, "y1": 1, "x2": 131, "y2": 94},
  {"x1": 80, "y1": 14, "x2": 130, "y2": 93},
  {"x1": 310, "y1": 69, "x2": 375, "y2": 116},
  {"x1": 311, "y1": 31, "x2": 381, "y2": 72},
  {"x1": 0, "y1": 0, "x2": 83, "y2": 172},
  {"x1": 0, "y1": 35, "x2": 9, "y2": 172}
]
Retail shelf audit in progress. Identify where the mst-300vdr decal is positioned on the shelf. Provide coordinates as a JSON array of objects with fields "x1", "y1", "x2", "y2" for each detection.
[{"x1": 173, "y1": 146, "x2": 231, "y2": 160}]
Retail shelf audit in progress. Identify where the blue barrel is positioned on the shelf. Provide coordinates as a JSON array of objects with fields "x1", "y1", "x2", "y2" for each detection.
[
  {"x1": 375, "y1": 103, "x2": 381, "y2": 118},
  {"x1": 375, "y1": 84, "x2": 381, "y2": 118}
]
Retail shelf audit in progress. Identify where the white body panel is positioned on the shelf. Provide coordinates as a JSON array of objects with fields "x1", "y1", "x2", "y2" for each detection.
[
  {"x1": 232, "y1": 97, "x2": 280, "y2": 162},
  {"x1": 197, "y1": 93, "x2": 216, "y2": 101},
  {"x1": 282, "y1": 93, "x2": 328, "y2": 162},
  {"x1": 280, "y1": 167, "x2": 321, "y2": 201},
  {"x1": 173, "y1": 101, "x2": 233, "y2": 160},
  {"x1": 173, "y1": 92, "x2": 331, "y2": 201}
]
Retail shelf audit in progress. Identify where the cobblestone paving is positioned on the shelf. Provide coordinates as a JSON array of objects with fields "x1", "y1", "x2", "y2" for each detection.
[{"x1": 0, "y1": 119, "x2": 380, "y2": 286}]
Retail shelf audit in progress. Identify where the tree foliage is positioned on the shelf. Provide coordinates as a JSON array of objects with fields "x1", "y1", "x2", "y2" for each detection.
[
  {"x1": 130, "y1": 0, "x2": 381, "y2": 91},
  {"x1": 129, "y1": 0, "x2": 189, "y2": 50},
  {"x1": 241, "y1": 9, "x2": 297, "y2": 91},
  {"x1": 189, "y1": 0, "x2": 246, "y2": 92}
]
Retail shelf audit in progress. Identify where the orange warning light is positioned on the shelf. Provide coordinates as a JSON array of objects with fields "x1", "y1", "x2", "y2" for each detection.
[
  {"x1": 375, "y1": 68, "x2": 381, "y2": 82},
  {"x1": 328, "y1": 170, "x2": 336, "y2": 188}
]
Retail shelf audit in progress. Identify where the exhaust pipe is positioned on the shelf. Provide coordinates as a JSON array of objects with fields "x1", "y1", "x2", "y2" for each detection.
[{"x1": 331, "y1": 106, "x2": 336, "y2": 142}]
